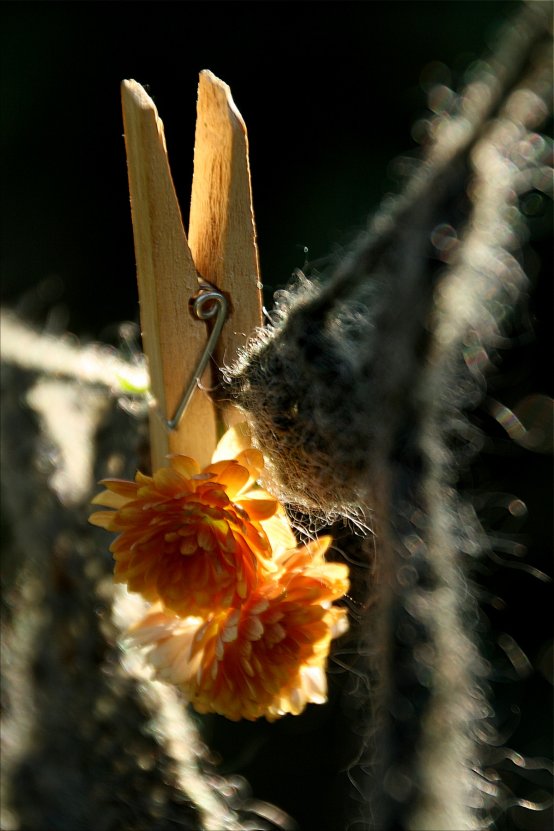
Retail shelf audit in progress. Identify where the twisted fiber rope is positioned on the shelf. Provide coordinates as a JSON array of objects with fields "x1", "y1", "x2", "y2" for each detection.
[{"x1": 223, "y1": 4, "x2": 552, "y2": 828}]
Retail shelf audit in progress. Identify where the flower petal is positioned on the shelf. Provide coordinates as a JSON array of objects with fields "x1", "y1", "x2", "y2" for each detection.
[
  {"x1": 203, "y1": 460, "x2": 249, "y2": 499},
  {"x1": 277, "y1": 535, "x2": 333, "y2": 569},
  {"x1": 98, "y1": 478, "x2": 140, "y2": 495},
  {"x1": 211, "y1": 423, "x2": 253, "y2": 463},
  {"x1": 259, "y1": 509, "x2": 297, "y2": 555},
  {"x1": 89, "y1": 510, "x2": 118, "y2": 529},
  {"x1": 153, "y1": 467, "x2": 187, "y2": 493},
  {"x1": 235, "y1": 449, "x2": 264, "y2": 483},
  {"x1": 91, "y1": 489, "x2": 129, "y2": 509},
  {"x1": 236, "y1": 498, "x2": 278, "y2": 522},
  {"x1": 168, "y1": 455, "x2": 201, "y2": 479},
  {"x1": 129, "y1": 553, "x2": 349, "y2": 722}
]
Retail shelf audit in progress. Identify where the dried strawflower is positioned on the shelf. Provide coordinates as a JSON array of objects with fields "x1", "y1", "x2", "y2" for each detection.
[
  {"x1": 91, "y1": 425, "x2": 350, "y2": 720},
  {"x1": 89, "y1": 427, "x2": 289, "y2": 615},
  {"x1": 128, "y1": 536, "x2": 349, "y2": 721}
]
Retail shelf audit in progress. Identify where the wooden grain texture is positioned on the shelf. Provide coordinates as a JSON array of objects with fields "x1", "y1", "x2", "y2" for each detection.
[
  {"x1": 188, "y1": 70, "x2": 263, "y2": 426},
  {"x1": 121, "y1": 80, "x2": 217, "y2": 469}
]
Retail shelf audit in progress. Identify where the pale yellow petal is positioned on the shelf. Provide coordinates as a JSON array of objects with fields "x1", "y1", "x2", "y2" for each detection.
[
  {"x1": 277, "y1": 535, "x2": 333, "y2": 568},
  {"x1": 298, "y1": 664, "x2": 327, "y2": 704},
  {"x1": 235, "y1": 449, "x2": 264, "y2": 482},
  {"x1": 301, "y1": 536, "x2": 333, "y2": 561},
  {"x1": 97, "y1": 479, "x2": 140, "y2": 498},
  {"x1": 91, "y1": 490, "x2": 129, "y2": 509},
  {"x1": 260, "y1": 508, "x2": 297, "y2": 555},
  {"x1": 169, "y1": 455, "x2": 201, "y2": 479},
  {"x1": 328, "y1": 607, "x2": 349, "y2": 639},
  {"x1": 304, "y1": 563, "x2": 350, "y2": 598},
  {"x1": 236, "y1": 498, "x2": 277, "y2": 522},
  {"x1": 88, "y1": 510, "x2": 118, "y2": 529},
  {"x1": 153, "y1": 467, "x2": 186, "y2": 492},
  {"x1": 203, "y1": 460, "x2": 249, "y2": 498},
  {"x1": 211, "y1": 423, "x2": 253, "y2": 463}
]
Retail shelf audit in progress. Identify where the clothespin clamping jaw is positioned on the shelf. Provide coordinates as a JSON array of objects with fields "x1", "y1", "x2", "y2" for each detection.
[{"x1": 121, "y1": 71, "x2": 262, "y2": 470}]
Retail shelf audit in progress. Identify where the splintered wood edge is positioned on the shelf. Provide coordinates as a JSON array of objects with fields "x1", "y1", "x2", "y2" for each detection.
[
  {"x1": 188, "y1": 70, "x2": 263, "y2": 427},
  {"x1": 121, "y1": 79, "x2": 217, "y2": 469}
]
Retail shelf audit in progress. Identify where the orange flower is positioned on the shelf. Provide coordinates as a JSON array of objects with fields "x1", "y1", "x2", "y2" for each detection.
[
  {"x1": 128, "y1": 537, "x2": 350, "y2": 721},
  {"x1": 89, "y1": 429, "x2": 288, "y2": 615},
  {"x1": 91, "y1": 424, "x2": 351, "y2": 721}
]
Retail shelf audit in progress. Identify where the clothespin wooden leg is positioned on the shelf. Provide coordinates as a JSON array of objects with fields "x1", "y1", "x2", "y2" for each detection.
[
  {"x1": 121, "y1": 80, "x2": 217, "y2": 469},
  {"x1": 188, "y1": 70, "x2": 262, "y2": 429},
  {"x1": 121, "y1": 72, "x2": 262, "y2": 470}
]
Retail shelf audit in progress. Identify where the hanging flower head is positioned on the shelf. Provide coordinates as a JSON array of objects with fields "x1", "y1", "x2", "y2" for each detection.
[
  {"x1": 90, "y1": 424, "x2": 350, "y2": 721},
  {"x1": 129, "y1": 537, "x2": 349, "y2": 721},
  {"x1": 90, "y1": 431, "x2": 286, "y2": 616}
]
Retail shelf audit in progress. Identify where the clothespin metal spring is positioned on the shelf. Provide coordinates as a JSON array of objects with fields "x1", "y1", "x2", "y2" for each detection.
[{"x1": 161, "y1": 283, "x2": 228, "y2": 432}]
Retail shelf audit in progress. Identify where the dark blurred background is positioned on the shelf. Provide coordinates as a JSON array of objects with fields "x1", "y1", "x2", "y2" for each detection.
[
  {"x1": 3, "y1": 0, "x2": 536, "y2": 333},
  {"x1": 2, "y1": 3, "x2": 552, "y2": 830}
]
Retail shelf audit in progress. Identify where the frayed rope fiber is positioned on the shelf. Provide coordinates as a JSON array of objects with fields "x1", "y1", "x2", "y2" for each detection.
[{"x1": 219, "y1": 5, "x2": 552, "y2": 829}]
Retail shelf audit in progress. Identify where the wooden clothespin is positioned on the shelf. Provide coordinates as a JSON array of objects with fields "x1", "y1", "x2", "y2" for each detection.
[{"x1": 121, "y1": 71, "x2": 262, "y2": 470}]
